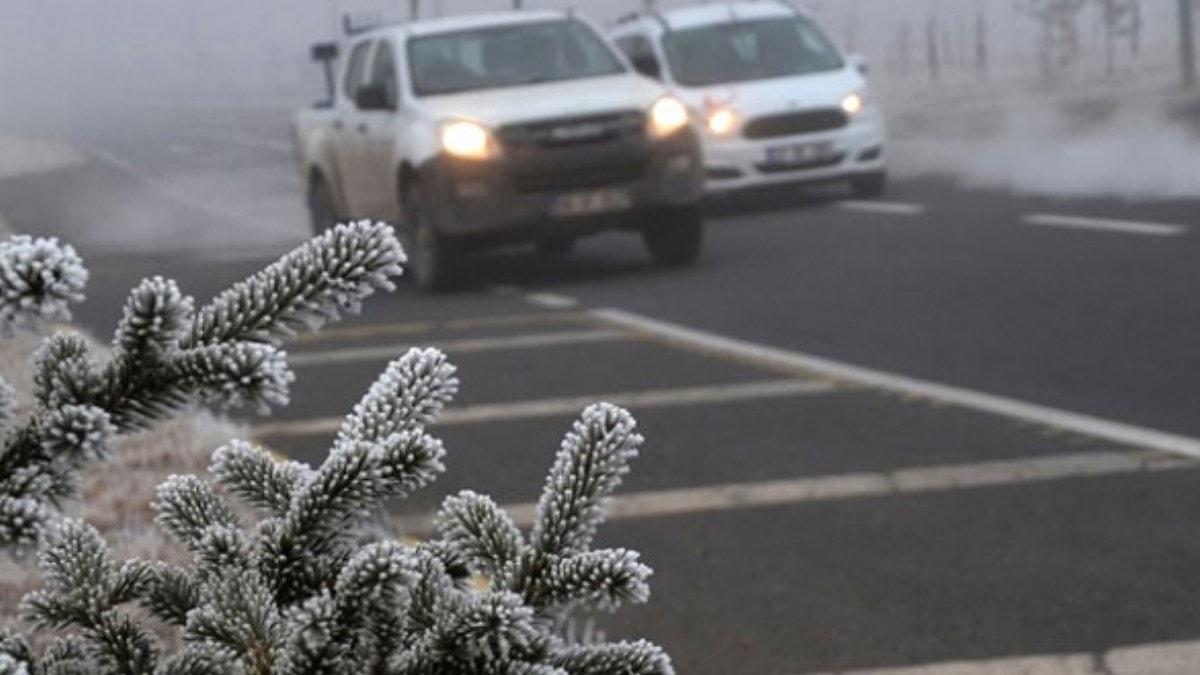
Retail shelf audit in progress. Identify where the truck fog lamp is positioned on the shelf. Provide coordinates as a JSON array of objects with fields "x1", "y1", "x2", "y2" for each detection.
[{"x1": 666, "y1": 154, "x2": 694, "y2": 173}]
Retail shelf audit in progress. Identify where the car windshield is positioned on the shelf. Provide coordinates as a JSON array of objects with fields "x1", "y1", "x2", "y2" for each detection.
[
  {"x1": 662, "y1": 17, "x2": 844, "y2": 87},
  {"x1": 408, "y1": 19, "x2": 626, "y2": 96}
]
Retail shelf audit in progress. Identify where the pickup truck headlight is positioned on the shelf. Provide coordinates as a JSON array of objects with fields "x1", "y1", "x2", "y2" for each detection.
[
  {"x1": 440, "y1": 120, "x2": 498, "y2": 160},
  {"x1": 648, "y1": 96, "x2": 690, "y2": 139},
  {"x1": 841, "y1": 92, "x2": 866, "y2": 116}
]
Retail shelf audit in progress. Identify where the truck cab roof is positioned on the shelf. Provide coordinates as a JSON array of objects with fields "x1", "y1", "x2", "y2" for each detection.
[{"x1": 357, "y1": 9, "x2": 573, "y2": 42}]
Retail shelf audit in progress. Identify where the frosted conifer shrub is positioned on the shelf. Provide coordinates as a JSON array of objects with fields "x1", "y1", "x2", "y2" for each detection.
[
  {"x1": 0, "y1": 226, "x2": 673, "y2": 673},
  {"x1": 0, "y1": 223, "x2": 405, "y2": 548},
  {"x1": 7, "y1": 348, "x2": 671, "y2": 673}
]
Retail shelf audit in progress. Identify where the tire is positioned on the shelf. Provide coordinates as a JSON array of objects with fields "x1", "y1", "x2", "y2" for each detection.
[
  {"x1": 642, "y1": 207, "x2": 704, "y2": 267},
  {"x1": 536, "y1": 236, "x2": 575, "y2": 256},
  {"x1": 307, "y1": 177, "x2": 339, "y2": 234},
  {"x1": 850, "y1": 171, "x2": 888, "y2": 198},
  {"x1": 400, "y1": 183, "x2": 453, "y2": 291}
]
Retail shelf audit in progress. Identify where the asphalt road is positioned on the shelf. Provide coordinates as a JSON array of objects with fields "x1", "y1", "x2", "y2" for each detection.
[{"x1": 2, "y1": 105, "x2": 1199, "y2": 674}]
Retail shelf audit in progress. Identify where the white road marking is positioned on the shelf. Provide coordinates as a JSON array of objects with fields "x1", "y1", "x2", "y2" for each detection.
[
  {"x1": 289, "y1": 329, "x2": 625, "y2": 367},
  {"x1": 291, "y1": 312, "x2": 589, "y2": 345},
  {"x1": 591, "y1": 308, "x2": 1200, "y2": 460},
  {"x1": 252, "y1": 379, "x2": 836, "y2": 439},
  {"x1": 1024, "y1": 213, "x2": 1186, "y2": 237},
  {"x1": 807, "y1": 638, "x2": 1200, "y2": 674},
  {"x1": 187, "y1": 130, "x2": 293, "y2": 154},
  {"x1": 836, "y1": 200, "x2": 927, "y2": 216},
  {"x1": 392, "y1": 449, "x2": 1191, "y2": 533},
  {"x1": 525, "y1": 292, "x2": 579, "y2": 309}
]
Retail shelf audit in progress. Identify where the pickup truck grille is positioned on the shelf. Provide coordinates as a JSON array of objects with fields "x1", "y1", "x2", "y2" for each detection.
[
  {"x1": 743, "y1": 109, "x2": 848, "y2": 139},
  {"x1": 499, "y1": 110, "x2": 650, "y2": 193},
  {"x1": 498, "y1": 110, "x2": 645, "y2": 149}
]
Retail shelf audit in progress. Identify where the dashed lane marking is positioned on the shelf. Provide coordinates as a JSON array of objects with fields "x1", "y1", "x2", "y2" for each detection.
[
  {"x1": 1024, "y1": 213, "x2": 1186, "y2": 237},
  {"x1": 525, "y1": 292, "x2": 579, "y2": 309},
  {"x1": 252, "y1": 379, "x2": 837, "y2": 439},
  {"x1": 836, "y1": 200, "x2": 927, "y2": 216},
  {"x1": 391, "y1": 449, "x2": 1192, "y2": 534},
  {"x1": 806, "y1": 637, "x2": 1200, "y2": 674},
  {"x1": 290, "y1": 311, "x2": 591, "y2": 346},
  {"x1": 591, "y1": 308, "x2": 1200, "y2": 460},
  {"x1": 288, "y1": 329, "x2": 625, "y2": 367}
]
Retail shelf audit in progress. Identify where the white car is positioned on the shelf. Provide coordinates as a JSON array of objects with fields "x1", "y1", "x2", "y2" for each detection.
[
  {"x1": 294, "y1": 10, "x2": 706, "y2": 290},
  {"x1": 611, "y1": 1, "x2": 888, "y2": 197}
]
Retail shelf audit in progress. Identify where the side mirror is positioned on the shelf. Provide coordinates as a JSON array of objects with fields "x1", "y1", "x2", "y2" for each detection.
[
  {"x1": 355, "y1": 85, "x2": 393, "y2": 112},
  {"x1": 848, "y1": 54, "x2": 868, "y2": 76},
  {"x1": 311, "y1": 42, "x2": 339, "y2": 62},
  {"x1": 631, "y1": 54, "x2": 662, "y2": 80}
]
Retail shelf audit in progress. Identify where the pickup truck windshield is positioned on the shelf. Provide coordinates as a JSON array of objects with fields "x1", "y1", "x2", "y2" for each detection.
[
  {"x1": 409, "y1": 20, "x2": 626, "y2": 96},
  {"x1": 662, "y1": 17, "x2": 844, "y2": 87}
]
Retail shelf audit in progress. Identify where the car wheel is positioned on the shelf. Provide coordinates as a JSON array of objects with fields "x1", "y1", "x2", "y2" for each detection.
[
  {"x1": 401, "y1": 184, "x2": 453, "y2": 291},
  {"x1": 850, "y1": 171, "x2": 888, "y2": 198},
  {"x1": 307, "y1": 177, "x2": 338, "y2": 234},
  {"x1": 536, "y1": 236, "x2": 575, "y2": 256},
  {"x1": 642, "y1": 207, "x2": 704, "y2": 267}
]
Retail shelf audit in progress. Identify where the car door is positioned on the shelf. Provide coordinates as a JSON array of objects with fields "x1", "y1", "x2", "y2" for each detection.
[
  {"x1": 358, "y1": 38, "x2": 406, "y2": 221},
  {"x1": 335, "y1": 39, "x2": 375, "y2": 217}
]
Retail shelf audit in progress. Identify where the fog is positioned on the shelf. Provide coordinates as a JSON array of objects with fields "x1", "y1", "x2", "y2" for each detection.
[{"x1": 0, "y1": 0, "x2": 1196, "y2": 200}]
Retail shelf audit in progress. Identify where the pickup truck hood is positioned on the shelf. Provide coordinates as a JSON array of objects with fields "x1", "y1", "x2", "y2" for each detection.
[
  {"x1": 678, "y1": 67, "x2": 864, "y2": 116},
  {"x1": 418, "y1": 74, "x2": 664, "y2": 125}
]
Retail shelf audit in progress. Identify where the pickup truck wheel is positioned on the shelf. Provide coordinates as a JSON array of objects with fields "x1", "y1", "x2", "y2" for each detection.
[
  {"x1": 642, "y1": 207, "x2": 704, "y2": 267},
  {"x1": 307, "y1": 179, "x2": 338, "y2": 234},
  {"x1": 401, "y1": 186, "x2": 453, "y2": 291}
]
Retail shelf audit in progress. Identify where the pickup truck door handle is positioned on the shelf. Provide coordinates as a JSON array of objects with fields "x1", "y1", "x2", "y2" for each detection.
[
  {"x1": 356, "y1": 123, "x2": 369, "y2": 135},
  {"x1": 332, "y1": 119, "x2": 344, "y2": 131}
]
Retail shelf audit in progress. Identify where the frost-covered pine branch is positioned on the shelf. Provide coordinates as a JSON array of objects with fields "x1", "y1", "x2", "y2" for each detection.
[
  {"x1": 6, "y1": 342, "x2": 674, "y2": 674},
  {"x1": 0, "y1": 236, "x2": 87, "y2": 337},
  {"x1": 0, "y1": 222, "x2": 404, "y2": 548}
]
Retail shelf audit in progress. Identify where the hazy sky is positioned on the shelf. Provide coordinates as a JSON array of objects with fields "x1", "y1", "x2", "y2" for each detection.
[{"x1": 0, "y1": 0, "x2": 1185, "y2": 115}]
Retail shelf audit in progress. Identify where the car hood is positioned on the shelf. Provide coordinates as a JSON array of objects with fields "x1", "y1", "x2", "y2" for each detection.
[
  {"x1": 418, "y1": 74, "x2": 664, "y2": 125},
  {"x1": 678, "y1": 67, "x2": 864, "y2": 114}
]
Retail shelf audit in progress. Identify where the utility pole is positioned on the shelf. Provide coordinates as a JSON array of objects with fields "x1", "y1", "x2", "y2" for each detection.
[{"x1": 1182, "y1": 0, "x2": 1197, "y2": 87}]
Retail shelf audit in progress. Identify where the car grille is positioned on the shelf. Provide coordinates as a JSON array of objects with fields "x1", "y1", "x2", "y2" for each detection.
[
  {"x1": 755, "y1": 153, "x2": 846, "y2": 174},
  {"x1": 743, "y1": 109, "x2": 848, "y2": 140},
  {"x1": 499, "y1": 110, "x2": 650, "y2": 192}
]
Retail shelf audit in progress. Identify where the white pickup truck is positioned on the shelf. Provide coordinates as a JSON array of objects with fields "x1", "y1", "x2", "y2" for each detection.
[{"x1": 293, "y1": 10, "x2": 706, "y2": 289}]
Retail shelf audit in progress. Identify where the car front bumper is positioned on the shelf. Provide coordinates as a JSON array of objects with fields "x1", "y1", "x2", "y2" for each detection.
[
  {"x1": 418, "y1": 129, "x2": 704, "y2": 245},
  {"x1": 702, "y1": 112, "x2": 887, "y2": 193}
]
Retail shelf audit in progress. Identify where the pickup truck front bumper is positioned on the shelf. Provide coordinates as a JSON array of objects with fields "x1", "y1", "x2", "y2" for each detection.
[{"x1": 416, "y1": 128, "x2": 704, "y2": 246}]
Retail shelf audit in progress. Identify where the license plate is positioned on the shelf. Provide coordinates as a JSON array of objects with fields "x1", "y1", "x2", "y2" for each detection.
[
  {"x1": 551, "y1": 188, "x2": 633, "y2": 218},
  {"x1": 765, "y1": 141, "x2": 834, "y2": 166}
]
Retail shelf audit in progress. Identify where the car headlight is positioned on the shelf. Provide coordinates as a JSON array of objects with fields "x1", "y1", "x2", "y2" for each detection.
[
  {"x1": 440, "y1": 120, "x2": 498, "y2": 160},
  {"x1": 706, "y1": 107, "x2": 740, "y2": 137},
  {"x1": 649, "y1": 96, "x2": 690, "y2": 139},
  {"x1": 841, "y1": 92, "x2": 866, "y2": 116}
]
